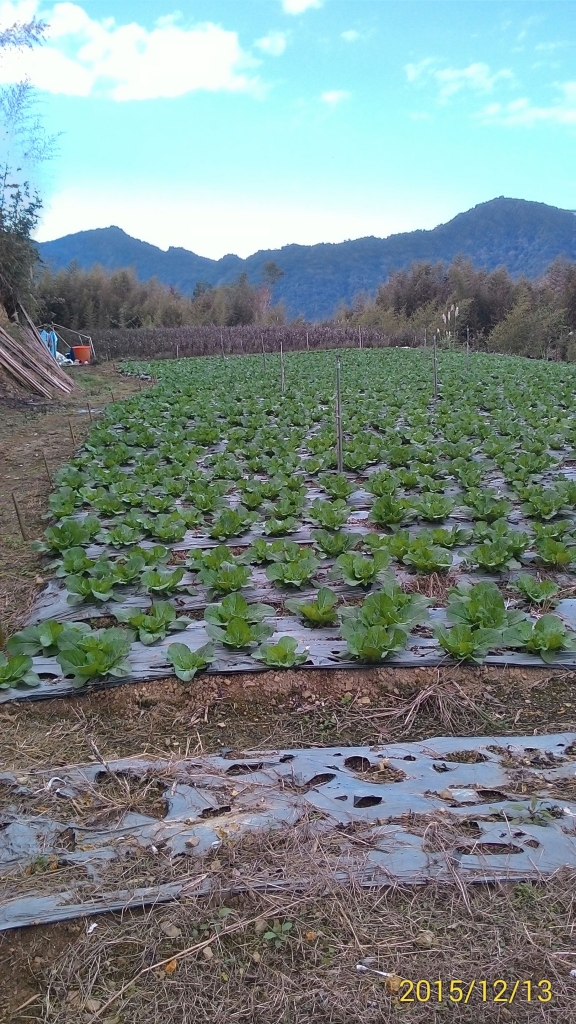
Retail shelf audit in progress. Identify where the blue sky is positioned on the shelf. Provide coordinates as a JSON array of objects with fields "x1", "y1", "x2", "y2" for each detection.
[{"x1": 0, "y1": 0, "x2": 574, "y2": 258}]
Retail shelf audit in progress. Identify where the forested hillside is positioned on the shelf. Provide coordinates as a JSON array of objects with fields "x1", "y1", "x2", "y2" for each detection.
[{"x1": 37, "y1": 197, "x2": 576, "y2": 321}]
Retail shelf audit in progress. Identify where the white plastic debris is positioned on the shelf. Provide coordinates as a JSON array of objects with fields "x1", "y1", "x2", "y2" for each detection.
[
  {"x1": 356, "y1": 965, "x2": 396, "y2": 978},
  {"x1": 46, "y1": 777, "x2": 65, "y2": 791}
]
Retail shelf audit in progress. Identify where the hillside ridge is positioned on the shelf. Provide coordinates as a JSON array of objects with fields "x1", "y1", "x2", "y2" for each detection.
[{"x1": 37, "y1": 197, "x2": 576, "y2": 320}]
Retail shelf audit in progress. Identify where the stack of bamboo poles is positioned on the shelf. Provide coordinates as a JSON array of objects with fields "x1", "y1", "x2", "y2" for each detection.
[{"x1": 0, "y1": 305, "x2": 76, "y2": 399}]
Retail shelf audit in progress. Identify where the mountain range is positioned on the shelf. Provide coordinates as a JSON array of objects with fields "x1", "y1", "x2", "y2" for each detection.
[{"x1": 37, "y1": 197, "x2": 576, "y2": 321}]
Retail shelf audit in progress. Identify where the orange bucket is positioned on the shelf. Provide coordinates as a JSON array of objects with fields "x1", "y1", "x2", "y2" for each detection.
[{"x1": 72, "y1": 345, "x2": 91, "y2": 363}]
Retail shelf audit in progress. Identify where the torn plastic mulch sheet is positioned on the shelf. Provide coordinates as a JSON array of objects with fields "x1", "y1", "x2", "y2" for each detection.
[
  {"x1": 4, "y1": 601, "x2": 576, "y2": 703},
  {"x1": 2, "y1": 733, "x2": 576, "y2": 930}
]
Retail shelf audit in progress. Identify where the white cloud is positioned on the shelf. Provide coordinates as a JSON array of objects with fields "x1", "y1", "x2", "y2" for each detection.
[
  {"x1": 435, "y1": 63, "x2": 513, "y2": 99},
  {"x1": 405, "y1": 58, "x2": 435, "y2": 83},
  {"x1": 255, "y1": 30, "x2": 287, "y2": 56},
  {"x1": 480, "y1": 82, "x2": 576, "y2": 126},
  {"x1": 0, "y1": 0, "x2": 37, "y2": 30},
  {"x1": 155, "y1": 13, "x2": 182, "y2": 30},
  {"x1": 321, "y1": 89, "x2": 349, "y2": 105},
  {"x1": 341, "y1": 29, "x2": 360, "y2": 43},
  {"x1": 281, "y1": 0, "x2": 322, "y2": 14},
  {"x1": 517, "y1": 14, "x2": 543, "y2": 44},
  {"x1": 0, "y1": 1, "x2": 261, "y2": 100},
  {"x1": 406, "y1": 53, "x2": 576, "y2": 128},
  {"x1": 405, "y1": 59, "x2": 513, "y2": 100},
  {"x1": 534, "y1": 41, "x2": 566, "y2": 52}
]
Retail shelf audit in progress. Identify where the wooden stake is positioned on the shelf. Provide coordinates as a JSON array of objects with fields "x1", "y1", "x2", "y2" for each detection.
[
  {"x1": 358, "y1": 325, "x2": 362, "y2": 349},
  {"x1": 306, "y1": 329, "x2": 309, "y2": 351},
  {"x1": 261, "y1": 333, "x2": 267, "y2": 369},
  {"x1": 43, "y1": 452, "x2": 52, "y2": 484},
  {"x1": 433, "y1": 332, "x2": 438, "y2": 400},
  {"x1": 69, "y1": 418, "x2": 77, "y2": 445},
  {"x1": 335, "y1": 357, "x2": 344, "y2": 473},
  {"x1": 11, "y1": 492, "x2": 27, "y2": 540},
  {"x1": 176, "y1": 343, "x2": 179, "y2": 359},
  {"x1": 220, "y1": 330, "x2": 225, "y2": 359},
  {"x1": 87, "y1": 401, "x2": 93, "y2": 421},
  {"x1": 280, "y1": 338, "x2": 285, "y2": 393}
]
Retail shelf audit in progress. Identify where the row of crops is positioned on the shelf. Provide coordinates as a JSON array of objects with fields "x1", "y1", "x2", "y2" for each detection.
[{"x1": 4, "y1": 347, "x2": 576, "y2": 697}]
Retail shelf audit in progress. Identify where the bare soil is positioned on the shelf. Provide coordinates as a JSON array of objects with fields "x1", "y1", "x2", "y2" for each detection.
[
  {"x1": 2, "y1": 365, "x2": 576, "y2": 1023},
  {"x1": 1, "y1": 664, "x2": 576, "y2": 773}
]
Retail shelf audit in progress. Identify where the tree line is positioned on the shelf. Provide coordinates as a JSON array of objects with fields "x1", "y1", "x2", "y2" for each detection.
[
  {"x1": 34, "y1": 262, "x2": 286, "y2": 330},
  {"x1": 6, "y1": 252, "x2": 572, "y2": 361},
  {"x1": 335, "y1": 256, "x2": 576, "y2": 359},
  {"x1": 38, "y1": 253, "x2": 576, "y2": 360}
]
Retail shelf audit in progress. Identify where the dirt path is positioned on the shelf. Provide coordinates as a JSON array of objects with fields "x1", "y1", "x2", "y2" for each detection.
[{"x1": 0, "y1": 364, "x2": 144, "y2": 638}]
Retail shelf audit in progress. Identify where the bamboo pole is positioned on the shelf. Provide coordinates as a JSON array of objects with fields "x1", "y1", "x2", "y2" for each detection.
[
  {"x1": 14, "y1": 309, "x2": 76, "y2": 392},
  {"x1": 433, "y1": 332, "x2": 438, "y2": 400},
  {"x1": 69, "y1": 418, "x2": 77, "y2": 445},
  {"x1": 280, "y1": 338, "x2": 285, "y2": 393},
  {"x1": 0, "y1": 344, "x2": 53, "y2": 397},
  {"x1": 0, "y1": 324, "x2": 74, "y2": 394},
  {"x1": 335, "y1": 357, "x2": 343, "y2": 473},
  {"x1": 43, "y1": 453, "x2": 52, "y2": 484},
  {"x1": 261, "y1": 333, "x2": 267, "y2": 370},
  {"x1": 11, "y1": 492, "x2": 27, "y2": 540}
]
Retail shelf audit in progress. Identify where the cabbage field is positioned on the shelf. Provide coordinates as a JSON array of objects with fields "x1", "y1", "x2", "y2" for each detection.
[{"x1": 4, "y1": 346, "x2": 576, "y2": 700}]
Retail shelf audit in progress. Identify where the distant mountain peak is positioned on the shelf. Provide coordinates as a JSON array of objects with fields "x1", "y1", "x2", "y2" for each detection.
[{"x1": 37, "y1": 197, "x2": 576, "y2": 321}]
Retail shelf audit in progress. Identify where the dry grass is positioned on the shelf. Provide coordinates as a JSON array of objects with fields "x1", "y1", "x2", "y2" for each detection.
[
  {"x1": 3, "y1": 767, "x2": 576, "y2": 1022},
  {"x1": 1, "y1": 664, "x2": 575, "y2": 780},
  {"x1": 340, "y1": 673, "x2": 501, "y2": 734},
  {"x1": 402, "y1": 571, "x2": 460, "y2": 605},
  {"x1": 14, "y1": 857, "x2": 575, "y2": 1024}
]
